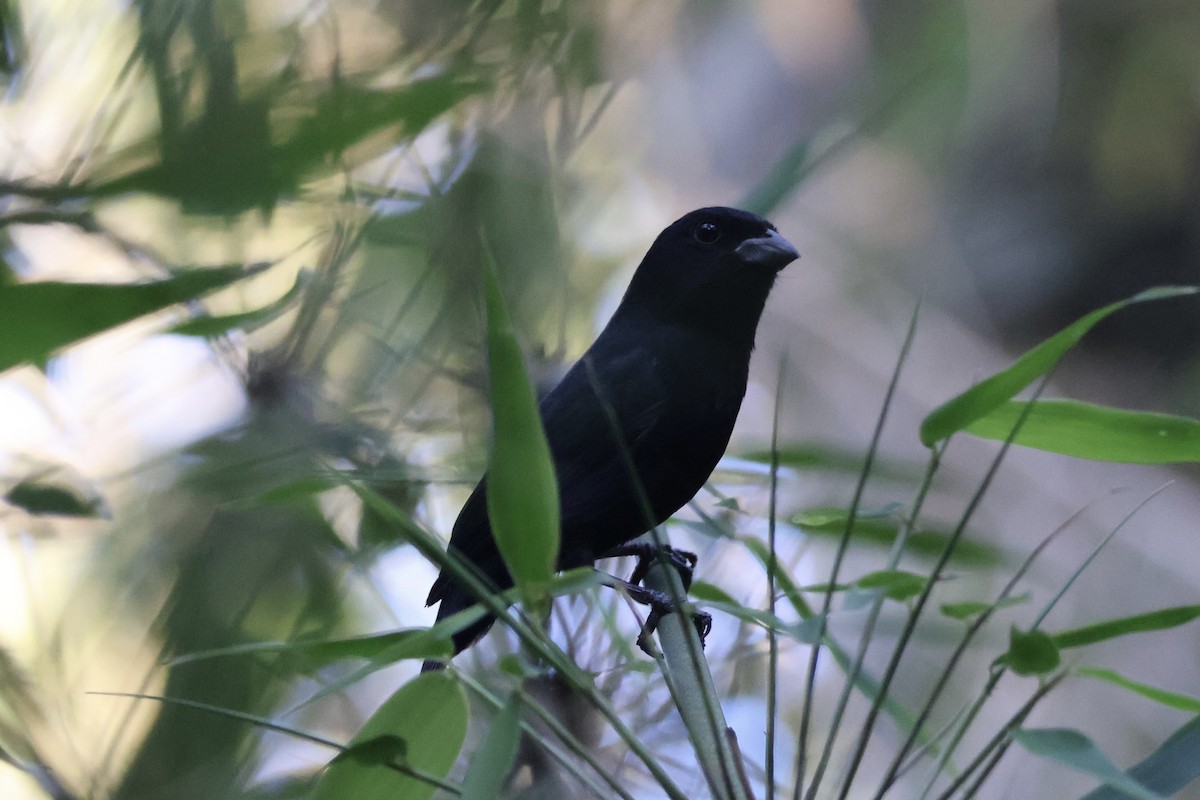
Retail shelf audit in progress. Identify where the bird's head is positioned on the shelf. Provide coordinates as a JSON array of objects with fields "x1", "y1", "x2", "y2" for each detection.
[{"x1": 621, "y1": 207, "x2": 799, "y2": 345}]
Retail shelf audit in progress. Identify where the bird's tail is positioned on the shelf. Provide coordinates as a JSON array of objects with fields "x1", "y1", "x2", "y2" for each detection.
[{"x1": 420, "y1": 578, "x2": 502, "y2": 672}]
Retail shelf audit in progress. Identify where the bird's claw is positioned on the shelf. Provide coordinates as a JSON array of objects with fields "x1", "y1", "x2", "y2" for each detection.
[
  {"x1": 599, "y1": 543, "x2": 709, "y2": 655},
  {"x1": 602, "y1": 542, "x2": 699, "y2": 591}
]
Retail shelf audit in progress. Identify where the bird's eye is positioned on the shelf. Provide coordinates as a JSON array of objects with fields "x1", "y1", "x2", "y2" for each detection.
[{"x1": 693, "y1": 222, "x2": 721, "y2": 244}]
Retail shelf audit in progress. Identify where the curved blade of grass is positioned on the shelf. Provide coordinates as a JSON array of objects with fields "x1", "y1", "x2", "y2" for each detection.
[
  {"x1": 0, "y1": 262, "x2": 270, "y2": 373},
  {"x1": 1051, "y1": 605, "x2": 1200, "y2": 650},
  {"x1": 170, "y1": 269, "x2": 309, "y2": 338},
  {"x1": 919, "y1": 286, "x2": 1197, "y2": 447},
  {"x1": 1011, "y1": 728, "x2": 1166, "y2": 800},
  {"x1": 481, "y1": 242, "x2": 559, "y2": 606},
  {"x1": 1078, "y1": 668, "x2": 1200, "y2": 714},
  {"x1": 1078, "y1": 715, "x2": 1200, "y2": 800},
  {"x1": 966, "y1": 400, "x2": 1200, "y2": 463},
  {"x1": 312, "y1": 672, "x2": 468, "y2": 800}
]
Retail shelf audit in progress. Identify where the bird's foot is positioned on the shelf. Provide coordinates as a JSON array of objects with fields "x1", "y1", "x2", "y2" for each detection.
[
  {"x1": 599, "y1": 543, "x2": 710, "y2": 655},
  {"x1": 601, "y1": 542, "x2": 699, "y2": 591}
]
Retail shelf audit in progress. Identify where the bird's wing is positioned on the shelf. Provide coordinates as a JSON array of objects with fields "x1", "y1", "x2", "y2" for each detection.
[
  {"x1": 538, "y1": 341, "x2": 668, "y2": 537},
  {"x1": 428, "y1": 340, "x2": 665, "y2": 605}
]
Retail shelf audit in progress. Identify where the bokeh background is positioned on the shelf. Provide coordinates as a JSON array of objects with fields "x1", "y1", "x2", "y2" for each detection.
[{"x1": 1, "y1": 0, "x2": 1198, "y2": 798}]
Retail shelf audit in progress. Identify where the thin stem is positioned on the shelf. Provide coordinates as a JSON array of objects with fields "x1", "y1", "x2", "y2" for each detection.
[
  {"x1": 455, "y1": 672, "x2": 634, "y2": 800},
  {"x1": 832, "y1": 375, "x2": 1052, "y2": 800},
  {"x1": 932, "y1": 673, "x2": 1065, "y2": 800},
  {"x1": 767, "y1": 353, "x2": 787, "y2": 800},
  {"x1": 799, "y1": 301, "x2": 921, "y2": 800}
]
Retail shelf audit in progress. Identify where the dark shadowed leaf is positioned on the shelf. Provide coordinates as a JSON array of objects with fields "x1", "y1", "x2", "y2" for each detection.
[
  {"x1": 0, "y1": 263, "x2": 268, "y2": 373},
  {"x1": 1013, "y1": 728, "x2": 1166, "y2": 800},
  {"x1": 1002, "y1": 627, "x2": 1061, "y2": 676},
  {"x1": 4, "y1": 478, "x2": 106, "y2": 518},
  {"x1": 1079, "y1": 715, "x2": 1200, "y2": 800}
]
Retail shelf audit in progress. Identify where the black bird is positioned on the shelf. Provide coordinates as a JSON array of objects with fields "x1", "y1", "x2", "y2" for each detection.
[{"x1": 425, "y1": 206, "x2": 798, "y2": 667}]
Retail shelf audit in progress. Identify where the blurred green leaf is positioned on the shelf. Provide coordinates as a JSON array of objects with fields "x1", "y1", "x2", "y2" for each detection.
[
  {"x1": 461, "y1": 693, "x2": 522, "y2": 800},
  {"x1": 1051, "y1": 605, "x2": 1200, "y2": 650},
  {"x1": 0, "y1": 263, "x2": 267, "y2": 373},
  {"x1": 170, "y1": 270, "x2": 309, "y2": 338},
  {"x1": 792, "y1": 507, "x2": 1001, "y2": 565},
  {"x1": 3, "y1": 477, "x2": 106, "y2": 518},
  {"x1": 940, "y1": 592, "x2": 1031, "y2": 621},
  {"x1": 919, "y1": 286, "x2": 1197, "y2": 447},
  {"x1": 311, "y1": 672, "x2": 467, "y2": 800},
  {"x1": 481, "y1": 244, "x2": 559, "y2": 603},
  {"x1": 966, "y1": 400, "x2": 1200, "y2": 463},
  {"x1": 1012, "y1": 728, "x2": 1166, "y2": 800},
  {"x1": 791, "y1": 503, "x2": 905, "y2": 530},
  {"x1": 854, "y1": 570, "x2": 928, "y2": 602},
  {"x1": 1002, "y1": 627, "x2": 1061, "y2": 676},
  {"x1": 1078, "y1": 668, "x2": 1200, "y2": 714},
  {"x1": 1079, "y1": 715, "x2": 1200, "y2": 800},
  {"x1": 739, "y1": 443, "x2": 922, "y2": 481}
]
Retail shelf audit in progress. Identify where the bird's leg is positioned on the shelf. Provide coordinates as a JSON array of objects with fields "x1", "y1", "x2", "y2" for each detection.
[
  {"x1": 602, "y1": 542, "x2": 699, "y2": 590},
  {"x1": 598, "y1": 543, "x2": 712, "y2": 654}
]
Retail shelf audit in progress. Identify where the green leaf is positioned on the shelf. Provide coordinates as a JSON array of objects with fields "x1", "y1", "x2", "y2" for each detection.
[
  {"x1": 481, "y1": 245, "x2": 559, "y2": 603},
  {"x1": 854, "y1": 570, "x2": 928, "y2": 602},
  {"x1": 0, "y1": 263, "x2": 268, "y2": 373},
  {"x1": 791, "y1": 504, "x2": 904, "y2": 530},
  {"x1": 1078, "y1": 668, "x2": 1200, "y2": 714},
  {"x1": 1079, "y1": 715, "x2": 1200, "y2": 800},
  {"x1": 965, "y1": 400, "x2": 1200, "y2": 463},
  {"x1": 939, "y1": 592, "x2": 1031, "y2": 621},
  {"x1": 3, "y1": 478, "x2": 106, "y2": 518},
  {"x1": 461, "y1": 694, "x2": 523, "y2": 800},
  {"x1": 1012, "y1": 728, "x2": 1166, "y2": 800},
  {"x1": 919, "y1": 286, "x2": 1197, "y2": 447},
  {"x1": 791, "y1": 508, "x2": 1002, "y2": 565},
  {"x1": 1002, "y1": 627, "x2": 1061, "y2": 676},
  {"x1": 1051, "y1": 605, "x2": 1200, "y2": 650},
  {"x1": 170, "y1": 270, "x2": 308, "y2": 338},
  {"x1": 311, "y1": 672, "x2": 467, "y2": 800}
]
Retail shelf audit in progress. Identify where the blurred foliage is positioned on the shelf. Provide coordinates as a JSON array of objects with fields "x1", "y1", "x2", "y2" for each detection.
[{"x1": 2, "y1": 1, "x2": 1200, "y2": 799}]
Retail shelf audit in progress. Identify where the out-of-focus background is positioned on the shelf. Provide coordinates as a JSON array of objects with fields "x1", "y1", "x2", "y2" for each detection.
[{"x1": 1, "y1": 1, "x2": 1197, "y2": 798}]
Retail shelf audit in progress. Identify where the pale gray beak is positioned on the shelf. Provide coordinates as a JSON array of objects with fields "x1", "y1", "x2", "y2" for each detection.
[{"x1": 735, "y1": 228, "x2": 800, "y2": 271}]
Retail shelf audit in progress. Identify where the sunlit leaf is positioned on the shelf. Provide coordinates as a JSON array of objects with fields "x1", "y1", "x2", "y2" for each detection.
[
  {"x1": 966, "y1": 400, "x2": 1200, "y2": 463},
  {"x1": 1051, "y1": 605, "x2": 1200, "y2": 649},
  {"x1": 919, "y1": 286, "x2": 1197, "y2": 447},
  {"x1": 1012, "y1": 728, "x2": 1166, "y2": 800},
  {"x1": 311, "y1": 672, "x2": 467, "y2": 800},
  {"x1": 481, "y1": 244, "x2": 559, "y2": 603},
  {"x1": 1078, "y1": 668, "x2": 1200, "y2": 714}
]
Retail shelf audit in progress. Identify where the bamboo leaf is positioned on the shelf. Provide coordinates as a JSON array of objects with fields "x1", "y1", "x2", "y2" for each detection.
[{"x1": 919, "y1": 287, "x2": 1197, "y2": 446}]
